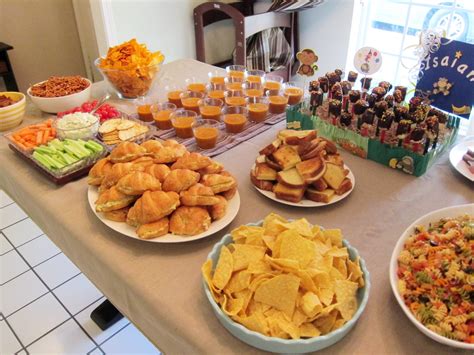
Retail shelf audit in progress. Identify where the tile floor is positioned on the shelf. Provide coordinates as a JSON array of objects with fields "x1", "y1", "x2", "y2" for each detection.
[{"x1": 0, "y1": 190, "x2": 161, "y2": 354}]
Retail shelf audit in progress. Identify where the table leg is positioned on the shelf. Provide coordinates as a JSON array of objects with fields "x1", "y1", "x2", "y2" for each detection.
[
  {"x1": 90, "y1": 299, "x2": 124, "y2": 330},
  {"x1": 0, "y1": 51, "x2": 19, "y2": 92}
]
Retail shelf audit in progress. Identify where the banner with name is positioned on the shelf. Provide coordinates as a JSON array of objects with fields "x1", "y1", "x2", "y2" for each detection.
[{"x1": 415, "y1": 38, "x2": 474, "y2": 119}]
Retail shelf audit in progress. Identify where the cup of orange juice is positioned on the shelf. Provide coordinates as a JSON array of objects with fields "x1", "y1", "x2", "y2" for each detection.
[
  {"x1": 185, "y1": 78, "x2": 207, "y2": 93},
  {"x1": 222, "y1": 106, "x2": 248, "y2": 134},
  {"x1": 134, "y1": 97, "x2": 156, "y2": 122},
  {"x1": 165, "y1": 84, "x2": 184, "y2": 108},
  {"x1": 207, "y1": 87, "x2": 226, "y2": 101},
  {"x1": 226, "y1": 65, "x2": 245, "y2": 82},
  {"x1": 243, "y1": 83, "x2": 264, "y2": 100},
  {"x1": 208, "y1": 70, "x2": 226, "y2": 87},
  {"x1": 171, "y1": 109, "x2": 197, "y2": 138},
  {"x1": 225, "y1": 77, "x2": 244, "y2": 92},
  {"x1": 267, "y1": 91, "x2": 289, "y2": 114},
  {"x1": 225, "y1": 90, "x2": 247, "y2": 107},
  {"x1": 180, "y1": 91, "x2": 205, "y2": 114},
  {"x1": 263, "y1": 74, "x2": 284, "y2": 96},
  {"x1": 192, "y1": 119, "x2": 222, "y2": 149},
  {"x1": 198, "y1": 97, "x2": 223, "y2": 121},
  {"x1": 247, "y1": 97, "x2": 269, "y2": 123},
  {"x1": 284, "y1": 82, "x2": 304, "y2": 105},
  {"x1": 245, "y1": 69, "x2": 265, "y2": 86},
  {"x1": 151, "y1": 102, "x2": 177, "y2": 130}
]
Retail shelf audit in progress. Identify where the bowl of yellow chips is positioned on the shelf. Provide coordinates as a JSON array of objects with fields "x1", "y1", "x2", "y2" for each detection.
[
  {"x1": 202, "y1": 213, "x2": 370, "y2": 353},
  {"x1": 95, "y1": 39, "x2": 165, "y2": 99}
]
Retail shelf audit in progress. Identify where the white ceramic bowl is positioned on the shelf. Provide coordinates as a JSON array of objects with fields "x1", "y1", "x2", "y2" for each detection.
[
  {"x1": 0, "y1": 92, "x2": 26, "y2": 131},
  {"x1": 389, "y1": 204, "x2": 474, "y2": 350},
  {"x1": 203, "y1": 221, "x2": 371, "y2": 353},
  {"x1": 27, "y1": 78, "x2": 91, "y2": 113}
]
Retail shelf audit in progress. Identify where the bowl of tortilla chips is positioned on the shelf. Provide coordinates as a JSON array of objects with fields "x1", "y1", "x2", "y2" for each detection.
[
  {"x1": 201, "y1": 213, "x2": 370, "y2": 353},
  {"x1": 95, "y1": 39, "x2": 165, "y2": 99}
]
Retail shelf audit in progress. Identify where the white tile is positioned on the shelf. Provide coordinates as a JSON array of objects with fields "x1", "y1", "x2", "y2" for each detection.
[
  {"x1": 7, "y1": 293, "x2": 69, "y2": 346},
  {"x1": 34, "y1": 253, "x2": 80, "y2": 289},
  {"x1": 53, "y1": 274, "x2": 102, "y2": 315},
  {"x1": 0, "y1": 250, "x2": 29, "y2": 285},
  {"x1": 101, "y1": 324, "x2": 160, "y2": 354},
  {"x1": 0, "y1": 233, "x2": 13, "y2": 255},
  {"x1": 17, "y1": 235, "x2": 60, "y2": 267},
  {"x1": 75, "y1": 298, "x2": 129, "y2": 345},
  {"x1": 1, "y1": 270, "x2": 48, "y2": 317},
  {"x1": 0, "y1": 320, "x2": 22, "y2": 354},
  {"x1": 2, "y1": 218, "x2": 42, "y2": 247},
  {"x1": 26, "y1": 319, "x2": 96, "y2": 355},
  {"x1": 0, "y1": 190, "x2": 14, "y2": 208},
  {"x1": 0, "y1": 204, "x2": 27, "y2": 230}
]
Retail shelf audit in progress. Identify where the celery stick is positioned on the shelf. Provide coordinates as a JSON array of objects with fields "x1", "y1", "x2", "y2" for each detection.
[{"x1": 32, "y1": 151, "x2": 52, "y2": 169}]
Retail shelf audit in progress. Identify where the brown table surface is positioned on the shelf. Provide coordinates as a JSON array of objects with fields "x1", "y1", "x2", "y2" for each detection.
[{"x1": 1, "y1": 59, "x2": 472, "y2": 355}]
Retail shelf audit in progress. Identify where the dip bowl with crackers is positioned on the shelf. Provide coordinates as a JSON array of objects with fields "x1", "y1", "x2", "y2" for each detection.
[
  {"x1": 98, "y1": 117, "x2": 153, "y2": 148},
  {"x1": 202, "y1": 214, "x2": 370, "y2": 353}
]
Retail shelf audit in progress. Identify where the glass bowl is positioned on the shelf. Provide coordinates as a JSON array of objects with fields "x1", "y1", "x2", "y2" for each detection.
[
  {"x1": 94, "y1": 57, "x2": 164, "y2": 99},
  {"x1": 53, "y1": 113, "x2": 99, "y2": 140}
]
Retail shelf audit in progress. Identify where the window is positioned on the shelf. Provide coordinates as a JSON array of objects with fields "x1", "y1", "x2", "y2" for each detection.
[{"x1": 349, "y1": 0, "x2": 474, "y2": 134}]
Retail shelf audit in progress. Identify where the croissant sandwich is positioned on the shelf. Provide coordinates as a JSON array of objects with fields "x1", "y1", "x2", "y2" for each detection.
[
  {"x1": 88, "y1": 158, "x2": 113, "y2": 186},
  {"x1": 126, "y1": 190, "x2": 180, "y2": 226},
  {"x1": 162, "y1": 169, "x2": 200, "y2": 193},
  {"x1": 180, "y1": 183, "x2": 220, "y2": 206},
  {"x1": 95, "y1": 186, "x2": 136, "y2": 212},
  {"x1": 109, "y1": 141, "x2": 146, "y2": 163},
  {"x1": 116, "y1": 171, "x2": 162, "y2": 195}
]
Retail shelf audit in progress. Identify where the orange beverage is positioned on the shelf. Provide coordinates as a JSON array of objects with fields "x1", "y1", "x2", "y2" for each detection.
[
  {"x1": 208, "y1": 90, "x2": 225, "y2": 100},
  {"x1": 226, "y1": 82, "x2": 243, "y2": 92},
  {"x1": 168, "y1": 90, "x2": 183, "y2": 107},
  {"x1": 137, "y1": 105, "x2": 154, "y2": 122},
  {"x1": 228, "y1": 70, "x2": 245, "y2": 81},
  {"x1": 193, "y1": 126, "x2": 219, "y2": 149},
  {"x1": 224, "y1": 114, "x2": 247, "y2": 133},
  {"x1": 264, "y1": 81, "x2": 281, "y2": 92},
  {"x1": 200, "y1": 105, "x2": 222, "y2": 121},
  {"x1": 285, "y1": 87, "x2": 303, "y2": 105},
  {"x1": 154, "y1": 110, "x2": 173, "y2": 130},
  {"x1": 247, "y1": 75, "x2": 262, "y2": 85},
  {"x1": 187, "y1": 82, "x2": 206, "y2": 93},
  {"x1": 268, "y1": 95, "x2": 288, "y2": 114},
  {"x1": 181, "y1": 97, "x2": 201, "y2": 113},
  {"x1": 172, "y1": 116, "x2": 196, "y2": 138},
  {"x1": 210, "y1": 76, "x2": 225, "y2": 85},
  {"x1": 245, "y1": 88, "x2": 263, "y2": 99},
  {"x1": 225, "y1": 96, "x2": 247, "y2": 107},
  {"x1": 248, "y1": 102, "x2": 269, "y2": 122}
]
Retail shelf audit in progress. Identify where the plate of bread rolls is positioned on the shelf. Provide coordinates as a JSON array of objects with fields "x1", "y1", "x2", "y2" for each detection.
[
  {"x1": 250, "y1": 130, "x2": 355, "y2": 207},
  {"x1": 87, "y1": 139, "x2": 240, "y2": 242}
]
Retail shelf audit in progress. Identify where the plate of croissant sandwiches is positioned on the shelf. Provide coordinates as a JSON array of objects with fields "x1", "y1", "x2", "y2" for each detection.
[
  {"x1": 250, "y1": 129, "x2": 355, "y2": 207},
  {"x1": 87, "y1": 139, "x2": 240, "y2": 242}
]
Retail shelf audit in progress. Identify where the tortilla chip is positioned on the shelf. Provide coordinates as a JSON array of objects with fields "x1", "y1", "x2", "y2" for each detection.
[
  {"x1": 278, "y1": 229, "x2": 316, "y2": 268},
  {"x1": 231, "y1": 244, "x2": 266, "y2": 271},
  {"x1": 254, "y1": 274, "x2": 300, "y2": 317},
  {"x1": 212, "y1": 246, "x2": 233, "y2": 290}
]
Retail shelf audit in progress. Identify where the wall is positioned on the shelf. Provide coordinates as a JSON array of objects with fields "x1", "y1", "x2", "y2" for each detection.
[
  {"x1": 297, "y1": 0, "x2": 357, "y2": 82},
  {"x1": 0, "y1": 0, "x2": 86, "y2": 92},
  {"x1": 105, "y1": 0, "x2": 235, "y2": 65}
]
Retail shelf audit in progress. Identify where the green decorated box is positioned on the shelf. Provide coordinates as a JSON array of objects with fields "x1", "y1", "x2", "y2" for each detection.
[{"x1": 286, "y1": 105, "x2": 460, "y2": 177}]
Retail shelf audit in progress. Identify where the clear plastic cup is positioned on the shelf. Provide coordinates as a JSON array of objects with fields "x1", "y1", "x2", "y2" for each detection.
[
  {"x1": 243, "y1": 82, "x2": 264, "y2": 100},
  {"x1": 284, "y1": 82, "x2": 304, "y2": 105},
  {"x1": 170, "y1": 109, "x2": 198, "y2": 138},
  {"x1": 208, "y1": 70, "x2": 226, "y2": 87},
  {"x1": 180, "y1": 90, "x2": 205, "y2": 114},
  {"x1": 226, "y1": 65, "x2": 246, "y2": 82},
  {"x1": 185, "y1": 77, "x2": 207, "y2": 93},
  {"x1": 165, "y1": 84, "x2": 184, "y2": 108},
  {"x1": 245, "y1": 69, "x2": 265, "y2": 86},
  {"x1": 222, "y1": 106, "x2": 248, "y2": 134},
  {"x1": 225, "y1": 77, "x2": 244, "y2": 92},
  {"x1": 247, "y1": 97, "x2": 269, "y2": 123},
  {"x1": 134, "y1": 96, "x2": 156, "y2": 122},
  {"x1": 151, "y1": 102, "x2": 177, "y2": 130},
  {"x1": 225, "y1": 90, "x2": 248, "y2": 107},
  {"x1": 192, "y1": 119, "x2": 222, "y2": 149},
  {"x1": 198, "y1": 97, "x2": 223, "y2": 121},
  {"x1": 263, "y1": 74, "x2": 284, "y2": 95},
  {"x1": 266, "y1": 91, "x2": 289, "y2": 114}
]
